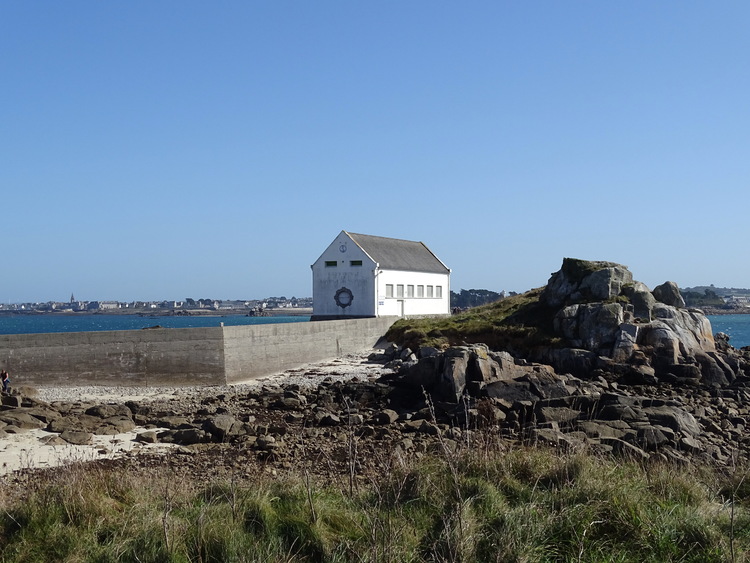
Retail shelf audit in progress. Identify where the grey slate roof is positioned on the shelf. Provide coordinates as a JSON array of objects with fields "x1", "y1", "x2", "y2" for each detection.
[{"x1": 346, "y1": 232, "x2": 450, "y2": 274}]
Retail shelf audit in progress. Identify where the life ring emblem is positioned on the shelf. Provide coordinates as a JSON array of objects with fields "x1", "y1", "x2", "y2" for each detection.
[{"x1": 334, "y1": 287, "x2": 354, "y2": 309}]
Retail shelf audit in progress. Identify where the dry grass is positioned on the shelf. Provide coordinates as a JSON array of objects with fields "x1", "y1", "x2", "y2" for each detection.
[{"x1": 0, "y1": 444, "x2": 748, "y2": 562}]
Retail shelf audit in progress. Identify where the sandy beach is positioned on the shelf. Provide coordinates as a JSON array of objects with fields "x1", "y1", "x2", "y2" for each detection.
[{"x1": 0, "y1": 352, "x2": 390, "y2": 477}]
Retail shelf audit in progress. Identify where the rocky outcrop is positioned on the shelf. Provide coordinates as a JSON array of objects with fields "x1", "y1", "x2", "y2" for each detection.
[
  {"x1": 378, "y1": 341, "x2": 750, "y2": 465},
  {"x1": 537, "y1": 258, "x2": 738, "y2": 387}
]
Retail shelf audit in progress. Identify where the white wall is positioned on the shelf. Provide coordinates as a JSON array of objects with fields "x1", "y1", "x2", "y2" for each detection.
[
  {"x1": 312, "y1": 236, "x2": 376, "y2": 318},
  {"x1": 376, "y1": 270, "x2": 450, "y2": 317}
]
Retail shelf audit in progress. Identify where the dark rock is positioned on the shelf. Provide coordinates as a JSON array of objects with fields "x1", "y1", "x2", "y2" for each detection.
[
  {"x1": 203, "y1": 414, "x2": 242, "y2": 440},
  {"x1": 439, "y1": 349, "x2": 469, "y2": 401},
  {"x1": 1, "y1": 396, "x2": 22, "y2": 408},
  {"x1": 39, "y1": 434, "x2": 67, "y2": 446},
  {"x1": 652, "y1": 281, "x2": 686, "y2": 308},
  {"x1": 597, "y1": 403, "x2": 646, "y2": 423},
  {"x1": 86, "y1": 404, "x2": 132, "y2": 418},
  {"x1": 689, "y1": 352, "x2": 729, "y2": 387},
  {"x1": 543, "y1": 348, "x2": 598, "y2": 379},
  {"x1": 642, "y1": 405, "x2": 701, "y2": 436},
  {"x1": 600, "y1": 437, "x2": 649, "y2": 460},
  {"x1": 60, "y1": 430, "x2": 93, "y2": 445},
  {"x1": 315, "y1": 412, "x2": 341, "y2": 426},
  {"x1": 621, "y1": 282, "x2": 656, "y2": 321},
  {"x1": 576, "y1": 420, "x2": 631, "y2": 440},
  {"x1": 273, "y1": 397, "x2": 304, "y2": 410},
  {"x1": 100, "y1": 416, "x2": 137, "y2": 434},
  {"x1": 48, "y1": 415, "x2": 103, "y2": 434},
  {"x1": 371, "y1": 409, "x2": 399, "y2": 425},
  {"x1": 521, "y1": 369, "x2": 570, "y2": 399},
  {"x1": 419, "y1": 346, "x2": 440, "y2": 358},
  {"x1": 485, "y1": 380, "x2": 538, "y2": 403},
  {"x1": 528, "y1": 427, "x2": 565, "y2": 446},
  {"x1": 172, "y1": 428, "x2": 211, "y2": 445},
  {"x1": 256, "y1": 434, "x2": 277, "y2": 451},
  {"x1": 396, "y1": 356, "x2": 442, "y2": 391},
  {"x1": 19, "y1": 407, "x2": 61, "y2": 424},
  {"x1": 679, "y1": 435, "x2": 704, "y2": 454},
  {"x1": 156, "y1": 416, "x2": 194, "y2": 430},
  {"x1": 0, "y1": 411, "x2": 47, "y2": 430},
  {"x1": 635, "y1": 427, "x2": 670, "y2": 450},
  {"x1": 535, "y1": 406, "x2": 580, "y2": 425},
  {"x1": 136, "y1": 431, "x2": 158, "y2": 443}
]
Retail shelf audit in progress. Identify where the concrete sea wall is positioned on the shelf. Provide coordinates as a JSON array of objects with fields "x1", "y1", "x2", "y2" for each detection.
[{"x1": 0, "y1": 317, "x2": 398, "y2": 387}]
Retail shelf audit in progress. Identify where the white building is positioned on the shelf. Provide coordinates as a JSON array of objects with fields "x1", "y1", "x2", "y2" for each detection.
[{"x1": 311, "y1": 231, "x2": 451, "y2": 320}]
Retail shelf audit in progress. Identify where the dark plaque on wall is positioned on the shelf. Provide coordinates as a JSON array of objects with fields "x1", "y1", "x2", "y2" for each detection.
[{"x1": 334, "y1": 287, "x2": 354, "y2": 309}]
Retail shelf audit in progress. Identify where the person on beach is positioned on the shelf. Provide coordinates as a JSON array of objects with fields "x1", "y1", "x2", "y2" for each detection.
[{"x1": 1, "y1": 370, "x2": 9, "y2": 393}]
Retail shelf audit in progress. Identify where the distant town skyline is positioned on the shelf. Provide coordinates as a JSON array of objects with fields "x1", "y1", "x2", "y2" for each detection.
[
  {"x1": 0, "y1": 296, "x2": 312, "y2": 307},
  {"x1": 3, "y1": 3, "x2": 750, "y2": 303}
]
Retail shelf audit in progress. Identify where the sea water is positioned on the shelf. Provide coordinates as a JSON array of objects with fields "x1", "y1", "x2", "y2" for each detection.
[
  {"x1": 707, "y1": 314, "x2": 750, "y2": 349},
  {"x1": 2, "y1": 312, "x2": 747, "y2": 348},
  {"x1": 0, "y1": 314, "x2": 308, "y2": 335}
]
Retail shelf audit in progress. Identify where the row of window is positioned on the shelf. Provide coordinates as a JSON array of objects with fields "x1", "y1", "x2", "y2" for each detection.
[
  {"x1": 385, "y1": 284, "x2": 443, "y2": 299},
  {"x1": 325, "y1": 260, "x2": 362, "y2": 267}
]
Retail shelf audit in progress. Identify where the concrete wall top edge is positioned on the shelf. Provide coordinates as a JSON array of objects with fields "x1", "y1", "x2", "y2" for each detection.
[
  {"x1": 222, "y1": 316, "x2": 399, "y2": 337},
  {"x1": 0, "y1": 326, "x2": 225, "y2": 346}
]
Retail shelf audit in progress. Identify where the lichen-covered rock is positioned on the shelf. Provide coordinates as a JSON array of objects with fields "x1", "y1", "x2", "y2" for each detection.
[
  {"x1": 621, "y1": 281, "x2": 656, "y2": 321},
  {"x1": 540, "y1": 258, "x2": 721, "y2": 383},
  {"x1": 542, "y1": 258, "x2": 632, "y2": 307},
  {"x1": 653, "y1": 281, "x2": 686, "y2": 308}
]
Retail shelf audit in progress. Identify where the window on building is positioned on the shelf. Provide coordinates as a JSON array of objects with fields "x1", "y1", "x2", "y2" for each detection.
[
  {"x1": 436, "y1": 286, "x2": 443, "y2": 299},
  {"x1": 407, "y1": 285, "x2": 414, "y2": 298},
  {"x1": 325, "y1": 261, "x2": 337, "y2": 267},
  {"x1": 426, "y1": 285, "x2": 433, "y2": 298},
  {"x1": 396, "y1": 284, "x2": 404, "y2": 298},
  {"x1": 385, "y1": 284, "x2": 393, "y2": 298},
  {"x1": 350, "y1": 260, "x2": 362, "y2": 266},
  {"x1": 417, "y1": 285, "x2": 424, "y2": 298}
]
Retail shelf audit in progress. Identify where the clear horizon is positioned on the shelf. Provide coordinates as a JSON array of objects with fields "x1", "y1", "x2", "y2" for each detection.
[{"x1": 4, "y1": 3, "x2": 749, "y2": 303}]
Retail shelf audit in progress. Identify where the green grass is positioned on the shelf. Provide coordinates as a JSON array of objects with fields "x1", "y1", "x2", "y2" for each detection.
[
  {"x1": 1, "y1": 448, "x2": 748, "y2": 562},
  {"x1": 386, "y1": 287, "x2": 562, "y2": 353}
]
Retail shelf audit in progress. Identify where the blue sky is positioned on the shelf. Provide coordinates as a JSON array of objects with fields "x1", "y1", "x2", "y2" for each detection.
[{"x1": 2, "y1": 2, "x2": 749, "y2": 303}]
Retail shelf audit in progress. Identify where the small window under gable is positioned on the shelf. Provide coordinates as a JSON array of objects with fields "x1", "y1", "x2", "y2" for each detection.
[
  {"x1": 350, "y1": 260, "x2": 363, "y2": 267},
  {"x1": 325, "y1": 261, "x2": 337, "y2": 267}
]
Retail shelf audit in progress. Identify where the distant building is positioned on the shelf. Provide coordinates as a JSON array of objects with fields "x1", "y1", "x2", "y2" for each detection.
[
  {"x1": 87, "y1": 301, "x2": 120, "y2": 311},
  {"x1": 726, "y1": 296, "x2": 750, "y2": 307},
  {"x1": 311, "y1": 231, "x2": 451, "y2": 320}
]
